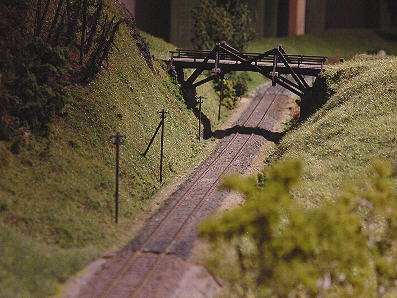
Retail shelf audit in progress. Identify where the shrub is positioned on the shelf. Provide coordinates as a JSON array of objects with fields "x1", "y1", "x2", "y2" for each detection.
[
  {"x1": 230, "y1": 72, "x2": 249, "y2": 97},
  {"x1": 0, "y1": 0, "x2": 131, "y2": 141},
  {"x1": 12, "y1": 39, "x2": 69, "y2": 136},
  {"x1": 215, "y1": 78, "x2": 239, "y2": 110},
  {"x1": 199, "y1": 159, "x2": 397, "y2": 297}
]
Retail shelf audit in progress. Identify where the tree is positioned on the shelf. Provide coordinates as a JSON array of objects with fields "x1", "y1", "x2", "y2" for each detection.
[{"x1": 191, "y1": 0, "x2": 255, "y2": 51}]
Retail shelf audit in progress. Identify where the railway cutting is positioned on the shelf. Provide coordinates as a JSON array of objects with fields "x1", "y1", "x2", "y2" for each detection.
[{"x1": 68, "y1": 81, "x2": 298, "y2": 298}]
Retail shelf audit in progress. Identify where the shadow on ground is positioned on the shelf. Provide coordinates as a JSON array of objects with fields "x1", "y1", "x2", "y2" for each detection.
[
  {"x1": 181, "y1": 83, "x2": 284, "y2": 142},
  {"x1": 212, "y1": 125, "x2": 284, "y2": 143}
]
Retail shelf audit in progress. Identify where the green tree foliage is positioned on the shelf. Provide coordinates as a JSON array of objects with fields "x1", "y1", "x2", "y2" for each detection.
[
  {"x1": 215, "y1": 79, "x2": 238, "y2": 110},
  {"x1": 213, "y1": 73, "x2": 250, "y2": 110},
  {"x1": 192, "y1": 0, "x2": 253, "y2": 109},
  {"x1": 191, "y1": 0, "x2": 255, "y2": 51},
  {"x1": 0, "y1": 0, "x2": 31, "y2": 139},
  {"x1": 199, "y1": 160, "x2": 397, "y2": 297},
  {"x1": 14, "y1": 39, "x2": 69, "y2": 136},
  {"x1": 0, "y1": 0, "x2": 135, "y2": 142}
]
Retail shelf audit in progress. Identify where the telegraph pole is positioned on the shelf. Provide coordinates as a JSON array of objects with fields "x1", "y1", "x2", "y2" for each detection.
[
  {"x1": 159, "y1": 109, "x2": 167, "y2": 183},
  {"x1": 110, "y1": 132, "x2": 125, "y2": 224},
  {"x1": 143, "y1": 109, "x2": 169, "y2": 183},
  {"x1": 196, "y1": 95, "x2": 206, "y2": 140},
  {"x1": 218, "y1": 73, "x2": 224, "y2": 121}
]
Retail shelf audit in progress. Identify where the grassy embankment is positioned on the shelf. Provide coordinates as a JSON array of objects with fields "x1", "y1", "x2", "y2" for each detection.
[
  {"x1": 255, "y1": 30, "x2": 397, "y2": 205},
  {"x1": 269, "y1": 54, "x2": 397, "y2": 205},
  {"x1": 0, "y1": 1, "x2": 228, "y2": 297},
  {"x1": 246, "y1": 29, "x2": 397, "y2": 91}
]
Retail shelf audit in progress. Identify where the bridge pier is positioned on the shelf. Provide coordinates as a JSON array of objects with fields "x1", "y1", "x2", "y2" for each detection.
[
  {"x1": 181, "y1": 83, "x2": 197, "y2": 109},
  {"x1": 175, "y1": 66, "x2": 185, "y2": 84}
]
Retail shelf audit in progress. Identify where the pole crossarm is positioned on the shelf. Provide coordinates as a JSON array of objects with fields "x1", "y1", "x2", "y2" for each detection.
[{"x1": 168, "y1": 42, "x2": 327, "y2": 96}]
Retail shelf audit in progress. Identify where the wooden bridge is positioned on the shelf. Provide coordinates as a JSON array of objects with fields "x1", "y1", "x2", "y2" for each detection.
[{"x1": 169, "y1": 41, "x2": 327, "y2": 97}]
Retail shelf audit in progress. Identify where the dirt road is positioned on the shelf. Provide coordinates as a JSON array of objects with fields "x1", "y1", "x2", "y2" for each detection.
[{"x1": 66, "y1": 83, "x2": 297, "y2": 298}]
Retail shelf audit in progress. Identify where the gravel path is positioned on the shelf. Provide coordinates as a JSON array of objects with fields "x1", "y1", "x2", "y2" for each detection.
[{"x1": 66, "y1": 83, "x2": 296, "y2": 298}]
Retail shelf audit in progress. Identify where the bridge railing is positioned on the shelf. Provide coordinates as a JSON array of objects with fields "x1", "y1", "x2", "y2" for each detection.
[{"x1": 170, "y1": 49, "x2": 327, "y2": 68}]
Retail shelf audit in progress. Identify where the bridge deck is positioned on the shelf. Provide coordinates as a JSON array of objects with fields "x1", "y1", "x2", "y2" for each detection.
[
  {"x1": 172, "y1": 58, "x2": 323, "y2": 76},
  {"x1": 170, "y1": 49, "x2": 327, "y2": 76},
  {"x1": 168, "y1": 43, "x2": 328, "y2": 97}
]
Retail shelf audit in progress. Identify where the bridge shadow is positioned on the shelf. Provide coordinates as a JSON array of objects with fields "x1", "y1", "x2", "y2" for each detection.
[
  {"x1": 212, "y1": 125, "x2": 285, "y2": 143},
  {"x1": 180, "y1": 83, "x2": 284, "y2": 143},
  {"x1": 181, "y1": 83, "x2": 213, "y2": 139},
  {"x1": 192, "y1": 107, "x2": 213, "y2": 139}
]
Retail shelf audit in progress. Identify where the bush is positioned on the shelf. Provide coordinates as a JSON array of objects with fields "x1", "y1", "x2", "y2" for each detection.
[
  {"x1": 215, "y1": 78, "x2": 239, "y2": 110},
  {"x1": 12, "y1": 39, "x2": 69, "y2": 136},
  {"x1": 0, "y1": 0, "x2": 127, "y2": 141},
  {"x1": 199, "y1": 159, "x2": 397, "y2": 297},
  {"x1": 230, "y1": 72, "x2": 249, "y2": 97}
]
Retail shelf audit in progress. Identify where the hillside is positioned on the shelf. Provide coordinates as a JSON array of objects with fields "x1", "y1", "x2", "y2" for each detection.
[
  {"x1": 269, "y1": 54, "x2": 397, "y2": 204},
  {"x1": 0, "y1": 1, "x2": 226, "y2": 297}
]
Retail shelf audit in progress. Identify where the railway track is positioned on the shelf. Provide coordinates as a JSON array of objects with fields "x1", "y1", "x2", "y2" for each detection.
[{"x1": 75, "y1": 84, "x2": 288, "y2": 298}]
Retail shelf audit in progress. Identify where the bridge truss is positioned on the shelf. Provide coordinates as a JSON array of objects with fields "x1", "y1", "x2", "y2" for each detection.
[{"x1": 169, "y1": 42, "x2": 327, "y2": 97}]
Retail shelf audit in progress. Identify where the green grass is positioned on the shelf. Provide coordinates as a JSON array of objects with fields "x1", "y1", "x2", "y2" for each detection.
[
  {"x1": 245, "y1": 29, "x2": 397, "y2": 92},
  {"x1": 0, "y1": 1, "x2": 228, "y2": 297},
  {"x1": 269, "y1": 54, "x2": 397, "y2": 206},
  {"x1": 0, "y1": 224, "x2": 97, "y2": 298}
]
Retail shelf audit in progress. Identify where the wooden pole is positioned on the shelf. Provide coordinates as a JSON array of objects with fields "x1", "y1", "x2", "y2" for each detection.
[
  {"x1": 218, "y1": 74, "x2": 224, "y2": 121},
  {"x1": 158, "y1": 109, "x2": 168, "y2": 183},
  {"x1": 142, "y1": 110, "x2": 169, "y2": 183},
  {"x1": 196, "y1": 95, "x2": 206, "y2": 140},
  {"x1": 110, "y1": 132, "x2": 125, "y2": 224},
  {"x1": 160, "y1": 112, "x2": 165, "y2": 183},
  {"x1": 115, "y1": 133, "x2": 119, "y2": 224}
]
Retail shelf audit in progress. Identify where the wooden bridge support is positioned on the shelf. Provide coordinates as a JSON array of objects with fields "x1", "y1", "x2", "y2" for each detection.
[{"x1": 169, "y1": 42, "x2": 326, "y2": 97}]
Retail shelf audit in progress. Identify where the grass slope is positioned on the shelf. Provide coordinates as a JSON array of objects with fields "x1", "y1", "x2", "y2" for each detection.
[
  {"x1": 246, "y1": 29, "x2": 397, "y2": 91},
  {"x1": 269, "y1": 54, "x2": 397, "y2": 206},
  {"x1": 0, "y1": 1, "x2": 226, "y2": 296}
]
